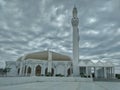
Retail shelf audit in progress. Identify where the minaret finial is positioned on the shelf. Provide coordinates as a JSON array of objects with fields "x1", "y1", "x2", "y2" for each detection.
[{"x1": 73, "y1": 5, "x2": 77, "y2": 18}]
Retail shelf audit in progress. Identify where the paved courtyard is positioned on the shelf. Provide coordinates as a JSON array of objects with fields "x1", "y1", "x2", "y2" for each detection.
[{"x1": 0, "y1": 81, "x2": 120, "y2": 90}]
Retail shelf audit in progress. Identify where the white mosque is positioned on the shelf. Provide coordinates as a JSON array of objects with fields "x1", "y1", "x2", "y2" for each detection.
[{"x1": 5, "y1": 7, "x2": 115, "y2": 79}]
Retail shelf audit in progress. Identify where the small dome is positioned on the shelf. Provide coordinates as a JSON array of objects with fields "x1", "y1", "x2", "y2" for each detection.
[{"x1": 17, "y1": 51, "x2": 71, "y2": 61}]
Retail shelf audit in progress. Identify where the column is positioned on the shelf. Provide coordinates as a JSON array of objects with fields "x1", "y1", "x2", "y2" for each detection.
[
  {"x1": 41, "y1": 64, "x2": 44, "y2": 75},
  {"x1": 109, "y1": 67, "x2": 111, "y2": 78},
  {"x1": 34, "y1": 66, "x2": 36, "y2": 76},
  {"x1": 111, "y1": 67, "x2": 113, "y2": 78},
  {"x1": 64, "y1": 64, "x2": 67, "y2": 77},
  {"x1": 54, "y1": 65, "x2": 57, "y2": 76},
  {"x1": 110, "y1": 67, "x2": 112, "y2": 78},
  {"x1": 48, "y1": 51, "x2": 52, "y2": 74},
  {"x1": 42, "y1": 63, "x2": 46, "y2": 76},
  {"x1": 86, "y1": 66, "x2": 88, "y2": 78},
  {"x1": 23, "y1": 63, "x2": 25, "y2": 76},
  {"x1": 90, "y1": 67, "x2": 92, "y2": 78},
  {"x1": 19, "y1": 61, "x2": 23, "y2": 76},
  {"x1": 25, "y1": 65, "x2": 27, "y2": 76},
  {"x1": 113, "y1": 67, "x2": 115, "y2": 78},
  {"x1": 95, "y1": 67, "x2": 97, "y2": 78},
  {"x1": 106, "y1": 67, "x2": 108, "y2": 78},
  {"x1": 19, "y1": 55, "x2": 26, "y2": 76},
  {"x1": 108, "y1": 67, "x2": 110, "y2": 78},
  {"x1": 31, "y1": 65, "x2": 35, "y2": 76},
  {"x1": 104, "y1": 67, "x2": 107, "y2": 78},
  {"x1": 26, "y1": 66, "x2": 28, "y2": 76}
]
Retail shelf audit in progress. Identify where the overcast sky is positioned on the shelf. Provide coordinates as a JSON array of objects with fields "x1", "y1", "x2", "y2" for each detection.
[{"x1": 0, "y1": 0, "x2": 120, "y2": 65}]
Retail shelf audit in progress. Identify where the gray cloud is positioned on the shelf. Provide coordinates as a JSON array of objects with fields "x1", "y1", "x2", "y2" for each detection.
[{"x1": 0, "y1": 0, "x2": 120, "y2": 65}]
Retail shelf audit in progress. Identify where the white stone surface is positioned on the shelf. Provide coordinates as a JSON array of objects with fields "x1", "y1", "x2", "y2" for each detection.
[
  {"x1": 0, "y1": 81, "x2": 120, "y2": 90},
  {"x1": 0, "y1": 77, "x2": 92, "y2": 86}
]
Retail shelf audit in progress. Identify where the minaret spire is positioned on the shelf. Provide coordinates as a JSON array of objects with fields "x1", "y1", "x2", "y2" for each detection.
[
  {"x1": 73, "y1": 5, "x2": 77, "y2": 18},
  {"x1": 71, "y1": 6, "x2": 79, "y2": 76}
]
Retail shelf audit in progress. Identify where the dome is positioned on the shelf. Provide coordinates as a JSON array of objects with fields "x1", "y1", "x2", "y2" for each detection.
[{"x1": 17, "y1": 51, "x2": 71, "y2": 61}]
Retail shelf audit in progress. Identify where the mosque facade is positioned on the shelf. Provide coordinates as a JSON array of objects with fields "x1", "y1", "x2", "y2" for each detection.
[{"x1": 5, "y1": 7, "x2": 115, "y2": 79}]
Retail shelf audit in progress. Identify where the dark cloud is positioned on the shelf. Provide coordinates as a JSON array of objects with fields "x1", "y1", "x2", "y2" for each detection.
[{"x1": 0, "y1": 0, "x2": 120, "y2": 65}]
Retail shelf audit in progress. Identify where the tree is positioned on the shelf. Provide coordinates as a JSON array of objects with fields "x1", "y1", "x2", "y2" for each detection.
[{"x1": 0, "y1": 68, "x2": 11, "y2": 76}]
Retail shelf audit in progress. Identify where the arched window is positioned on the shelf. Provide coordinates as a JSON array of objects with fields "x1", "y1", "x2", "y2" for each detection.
[
  {"x1": 45, "y1": 68, "x2": 48, "y2": 75},
  {"x1": 18, "y1": 68, "x2": 20, "y2": 75},
  {"x1": 67, "y1": 68, "x2": 71, "y2": 76},
  {"x1": 35, "y1": 65, "x2": 41, "y2": 76},
  {"x1": 27, "y1": 67, "x2": 31, "y2": 76}
]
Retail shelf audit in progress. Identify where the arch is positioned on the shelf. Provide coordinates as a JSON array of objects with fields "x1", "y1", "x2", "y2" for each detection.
[
  {"x1": 45, "y1": 68, "x2": 54, "y2": 76},
  {"x1": 35, "y1": 65, "x2": 41, "y2": 76},
  {"x1": 67, "y1": 68, "x2": 71, "y2": 76},
  {"x1": 27, "y1": 67, "x2": 31, "y2": 76},
  {"x1": 18, "y1": 68, "x2": 20, "y2": 75},
  {"x1": 45, "y1": 68, "x2": 48, "y2": 75}
]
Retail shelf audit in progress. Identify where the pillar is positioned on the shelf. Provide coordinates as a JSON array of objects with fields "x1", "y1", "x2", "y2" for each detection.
[
  {"x1": 41, "y1": 64, "x2": 44, "y2": 75},
  {"x1": 33, "y1": 65, "x2": 36, "y2": 76},
  {"x1": 104, "y1": 67, "x2": 107, "y2": 78},
  {"x1": 48, "y1": 50, "x2": 52, "y2": 74},
  {"x1": 54, "y1": 65, "x2": 57, "y2": 76},
  {"x1": 110, "y1": 67, "x2": 112, "y2": 78},
  {"x1": 113, "y1": 67, "x2": 115, "y2": 78},
  {"x1": 19, "y1": 55, "x2": 26, "y2": 76},
  {"x1": 42, "y1": 63, "x2": 46, "y2": 76},
  {"x1": 90, "y1": 67, "x2": 92, "y2": 78},
  {"x1": 25, "y1": 64, "x2": 28, "y2": 76},
  {"x1": 19, "y1": 61, "x2": 23, "y2": 76},
  {"x1": 31, "y1": 65, "x2": 35, "y2": 76},
  {"x1": 86, "y1": 66, "x2": 88, "y2": 78},
  {"x1": 94, "y1": 67, "x2": 98, "y2": 78},
  {"x1": 64, "y1": 64, "x2": 67, "y2": 77},
  {"x1": 108, "y1": 67, "x2": 110, "y2": 78}
]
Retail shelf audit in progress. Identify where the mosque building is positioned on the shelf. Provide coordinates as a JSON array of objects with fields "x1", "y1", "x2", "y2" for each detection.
[{"x1": 5, "y1": 7, "x2": 115, "y2": 79}]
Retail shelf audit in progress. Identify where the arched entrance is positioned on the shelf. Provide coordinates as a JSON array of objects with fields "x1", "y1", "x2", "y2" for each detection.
[
  {"x1": 18, "y1": 68, "x2": 20, "y2": 75},
  {"x1": 35, "y1": 65, "x2": 41, "y2": 76},
  {"x1": 67, "y1": 68, "x2": 71, "y2": 76},
  {"x1": 24, "y1": 65, "x2": 27, "y2": 75},
  {"x1": 45, "y1": 68, "x2": 54, "y2": 76},
  {"x1": 27, "y1": 67, "x2": 31, "y2": 76}
]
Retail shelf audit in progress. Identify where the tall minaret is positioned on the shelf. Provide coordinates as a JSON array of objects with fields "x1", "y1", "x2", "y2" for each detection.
[{"x1": 71, "y1": 6, "x2": 79, "y2": 76}]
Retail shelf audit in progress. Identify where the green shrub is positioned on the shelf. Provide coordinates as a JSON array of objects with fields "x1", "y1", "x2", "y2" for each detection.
[
  {"x1": 46, "y1": 72, "x2": 52, "y2": 76},
  {"x1": 116, "y1": 74, "x2": 120, "y2": 79},
  {"x1": 55, "y1": 74, "x2": 64, "y2": 77}
]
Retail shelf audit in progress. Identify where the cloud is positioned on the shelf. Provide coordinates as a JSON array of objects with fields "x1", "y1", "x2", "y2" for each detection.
[{"x1": 0, "y1": 0, "x2": 120, "y2": 66}]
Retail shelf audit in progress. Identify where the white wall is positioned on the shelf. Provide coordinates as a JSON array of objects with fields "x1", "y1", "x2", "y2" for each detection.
[
  {"x1": 56, "y1": 65, "x2": 65, "y2": 75},
  {"x1": 6, "y1": 60, "x2": 72, "y2": 77}
]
